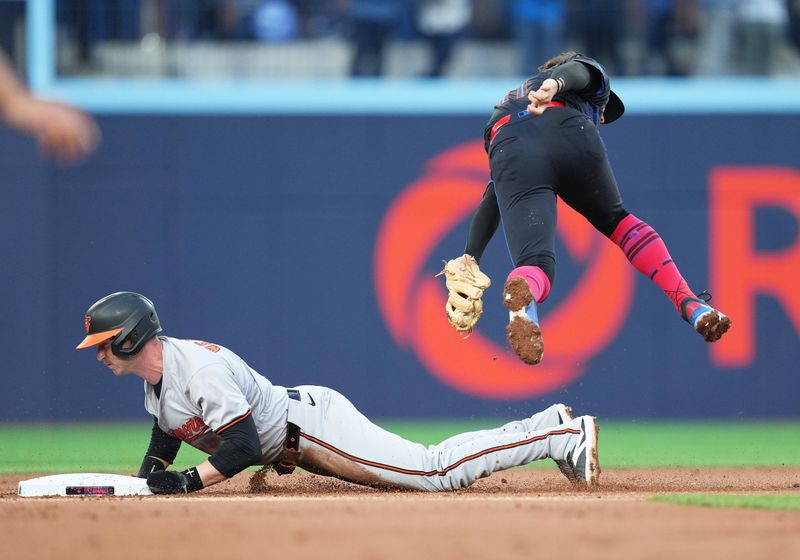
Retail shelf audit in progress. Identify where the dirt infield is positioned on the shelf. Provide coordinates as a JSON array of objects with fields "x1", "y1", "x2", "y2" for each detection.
[{"x1": 2, "y1": 468, "x2": 799, "y2": 560}]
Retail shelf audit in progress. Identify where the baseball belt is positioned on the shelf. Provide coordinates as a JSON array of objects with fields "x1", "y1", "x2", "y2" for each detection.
[
  {"x1": 488, "y1": 101, "x2": 566, "y2": 145},
  {"x1": 274, "y1": 389, "x2": 302, "y2": 475}
]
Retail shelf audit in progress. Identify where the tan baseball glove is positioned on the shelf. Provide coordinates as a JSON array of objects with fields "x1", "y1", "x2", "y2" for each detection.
[{"x1": 436, "y1": 254, "x2": 491, "y2": 334}]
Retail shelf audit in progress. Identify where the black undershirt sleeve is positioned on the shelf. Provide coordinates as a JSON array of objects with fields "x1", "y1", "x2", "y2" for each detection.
[
  {"x1": 137, "y1": 417, "x2": 182, "y2": 478},
  {"x1": 145, "y1": 417, "x2": 181, "y2": 462},
  {"x1": 549, "y1": 61, "x2": 597, "y2": 94},
  {"x1": 207, "y1": 413, "x2": 263, "y2": 479},
  {"x1": 464, "y1": 181, "x2": 501, "y2": 263}
]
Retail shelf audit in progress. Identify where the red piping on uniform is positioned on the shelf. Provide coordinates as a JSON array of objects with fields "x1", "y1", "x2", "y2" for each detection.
[
  {"x1": 488, "y1": 101, "x2": 566, "y2": 145},
  {"x1": 299, "y1": 427, "x2": 581, "y2": 477},
  {"x1": 488, "y1": 115, "x2": 511, "y2": 145}
]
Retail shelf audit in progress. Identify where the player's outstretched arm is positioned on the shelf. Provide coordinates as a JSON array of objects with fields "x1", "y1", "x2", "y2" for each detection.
[
  {"x1": 146, "y1": 460, "x2": 225, "y2": 494},
  {"x1": 137, "y1": 417, "x2": 182, "y2": 478},
  {"x1": 436, "y1": 181, "x2": 497, "y2": 335},
  {"x1": 146, "y1": 412, "x2": 263, "y2": 494},
  {"x1": 464, "y1": 181, "x2": 500, "y2": 262},
  {"x1": 0, "y1": 49, "x2": 99, "y2": 163}
]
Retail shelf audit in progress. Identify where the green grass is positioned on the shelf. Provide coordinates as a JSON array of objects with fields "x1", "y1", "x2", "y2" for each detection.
[
  {"x1": 1, "y1": 420, "x2": 799, "y2": 473},
  {"x1": 0, "y1": 423, "x2": 210, "y2": 473},
  {"x1": 653, "y1": 493, "x2": 800, "y2": 511}
]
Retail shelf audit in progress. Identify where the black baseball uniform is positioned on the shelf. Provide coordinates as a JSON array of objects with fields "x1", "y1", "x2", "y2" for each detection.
[
  {"x1": 465, "y1": 53, "x2": 627, "y2": 284},
  {"x1": 461, "y1": 53, "x2": 730, "y2": 348}
]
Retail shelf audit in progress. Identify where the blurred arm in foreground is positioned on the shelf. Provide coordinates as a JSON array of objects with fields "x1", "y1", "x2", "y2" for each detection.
[{"x1": 0, "y1": 49, "x2": 99, "y2": 163}]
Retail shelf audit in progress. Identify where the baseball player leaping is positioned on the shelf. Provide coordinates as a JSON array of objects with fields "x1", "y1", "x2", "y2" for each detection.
[
  {"x1": 440, "y1": 51, "x2": 731, "y2": 365},
  {"x1": 76, "y1": 292, "x2": 600, "y2": 494}
]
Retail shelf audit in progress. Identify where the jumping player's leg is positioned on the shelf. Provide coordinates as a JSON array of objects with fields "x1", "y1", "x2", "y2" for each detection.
[
  {"x1": 489, "y1": 112, "x2": 571, "y2": 364},
  {"x1": 288, "y1": 387, "x2": 598, "y2": 491},
  {"x1": 496, "y1": 187, "x2": 555, "y2": 365},
  {"x1": 608, "y1": 214, "x2": 731, "y2": 341},
  {"x1": 555, "y1": 129, "x2": 731, "y2": 342},
  {"x1": 490, "y1": 161, "x2": 557, "y2": 364}
]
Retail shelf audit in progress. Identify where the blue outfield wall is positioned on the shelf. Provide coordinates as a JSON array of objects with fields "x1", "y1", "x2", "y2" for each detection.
[{"x1": 0, "y1": 112, "x2": 798, "y2": 420}]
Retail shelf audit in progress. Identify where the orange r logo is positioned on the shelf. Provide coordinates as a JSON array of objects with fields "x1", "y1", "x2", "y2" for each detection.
[{"x1": 710, "y1": 166, "x2": 800, "y2": 367}]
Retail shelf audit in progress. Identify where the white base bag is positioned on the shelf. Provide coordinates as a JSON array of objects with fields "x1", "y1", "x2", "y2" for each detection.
[{"x1": 18, "y1": 473, "x2": 153, "y2": 497}]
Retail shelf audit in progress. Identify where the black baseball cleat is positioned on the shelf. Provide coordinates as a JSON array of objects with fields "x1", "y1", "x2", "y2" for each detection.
[{"x1": 566, "y1": 416, "x2": 601, "y2": 487}]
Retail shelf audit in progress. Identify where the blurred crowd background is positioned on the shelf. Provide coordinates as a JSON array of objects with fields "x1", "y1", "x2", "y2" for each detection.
[{"x1": 1, "y1": 0, "x2": 800, "y2": 79}]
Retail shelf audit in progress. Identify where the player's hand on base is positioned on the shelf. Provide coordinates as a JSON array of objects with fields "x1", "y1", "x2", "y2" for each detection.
[
  {"x1": 527, "y1": 78, "x2": 559, "y2": 115},
  {"x1": 146, "y1": 468, "x2": 204, "y2": 494}
]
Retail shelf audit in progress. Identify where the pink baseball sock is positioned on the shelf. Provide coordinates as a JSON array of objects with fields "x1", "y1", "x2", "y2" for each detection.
[
  {"x1": 507, "y1": 266, "x2": 551, "y2": 303},
  {"x1": 610, "y1": 213, "x2": 703, "y2": 316}
]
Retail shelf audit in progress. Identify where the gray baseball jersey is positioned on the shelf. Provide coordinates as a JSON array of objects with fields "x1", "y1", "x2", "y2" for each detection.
[
  {"x1": 143, "y1": 336, "x2": 288, "y2": 465},
  {"x1": 141, "y1": 337, "x2": 594, "y2": 490}
]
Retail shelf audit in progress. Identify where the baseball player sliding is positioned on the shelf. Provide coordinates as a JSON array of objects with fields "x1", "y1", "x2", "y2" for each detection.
[{"x1": 76, "y1": 291, "x2": 600, "y2": 493}]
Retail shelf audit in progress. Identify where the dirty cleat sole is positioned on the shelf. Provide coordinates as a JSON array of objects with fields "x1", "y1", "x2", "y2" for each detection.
[
  {"x1": 503, "y1": 277, "x2": 543, "y2": 365},
  {"x1": 571, "y1": 416, "x2": 601, "y2": 487},
  {"x1": 694, "y1": 310, "x2": 732, "y2": 342},
  {"x1": 680, "y1": 293, "x2": 732, "y2": 343}
]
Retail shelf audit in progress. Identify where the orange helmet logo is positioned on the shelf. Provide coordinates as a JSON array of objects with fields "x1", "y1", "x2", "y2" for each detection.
[
  {"x1": 373, "y1": 141, "x2": 635, "y2": 399},
  {"x1": 84, "y1": 315, "x2": 91, "y2": 334}
]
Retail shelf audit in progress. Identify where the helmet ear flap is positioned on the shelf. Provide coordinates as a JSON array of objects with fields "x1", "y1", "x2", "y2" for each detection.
[
  {"x1": 110, "y1": 328, "x2": 136, "y2": 358},
  {"x1": 111, "y1": 311, "x2": 161, "y2": 357}
]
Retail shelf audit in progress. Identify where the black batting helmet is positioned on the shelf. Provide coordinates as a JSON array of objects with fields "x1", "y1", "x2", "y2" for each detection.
[{"x1": 76, "y1": 292, "x2": 162, "y2": 357}]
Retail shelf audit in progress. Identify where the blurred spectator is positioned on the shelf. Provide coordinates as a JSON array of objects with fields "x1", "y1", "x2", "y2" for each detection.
[
  {"x1": 570, "y1": 0, "x2": 628, "y2": 75},
  {"x1": 414, "y1": 0, "x2": 471, "y2": 77},
  {"x1": 790, "y1": 0, "x2": 800, "y2": 53},
  {"x1": 511, "y1": 0, "x2": 566, "y2": 76},
  {"x1": 470, "y1": 0, "x2": 508, "y2": 39},
  {"x1": 253, "y1": 0, "x2": 300, "y2": 41},
  {"x1": 156, "y1": 0, "x2": 207, "y2": 40},
  {"x1": 205, "y1": 0, "x2": 261, "y2": 41},
  {"x1": 348, "y1": 0, "x2": 407, "y2": 76},
  {"x1": 0, "y1": 1, "x2": 23, "y2": 58},
  {"x1": 87, "y1": 0, "x2": 143, "y2": 40},
  {"x1": 295, "y1": 0, "x2": 351, "y2": 38},
  {"x1": 56, "y1": 0, "x2": 143, "y2": 66},
  {"x1": 644, "y1": 0, "x2": 701, "y2": 75},
  {"x1": 735, "y1": 0, "x2": 788, "y2": 75},
  {"x1": 696, "y1": 0, "x2": 737, "y2": 75},
  {"x1": 49, "y1": 0, "x2": 800, "y2": 78}
]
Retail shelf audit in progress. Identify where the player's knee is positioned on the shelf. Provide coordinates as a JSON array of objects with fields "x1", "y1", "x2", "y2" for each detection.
[{"x1": 595, "y1": 209, "x2": 630, "y2": 238}]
